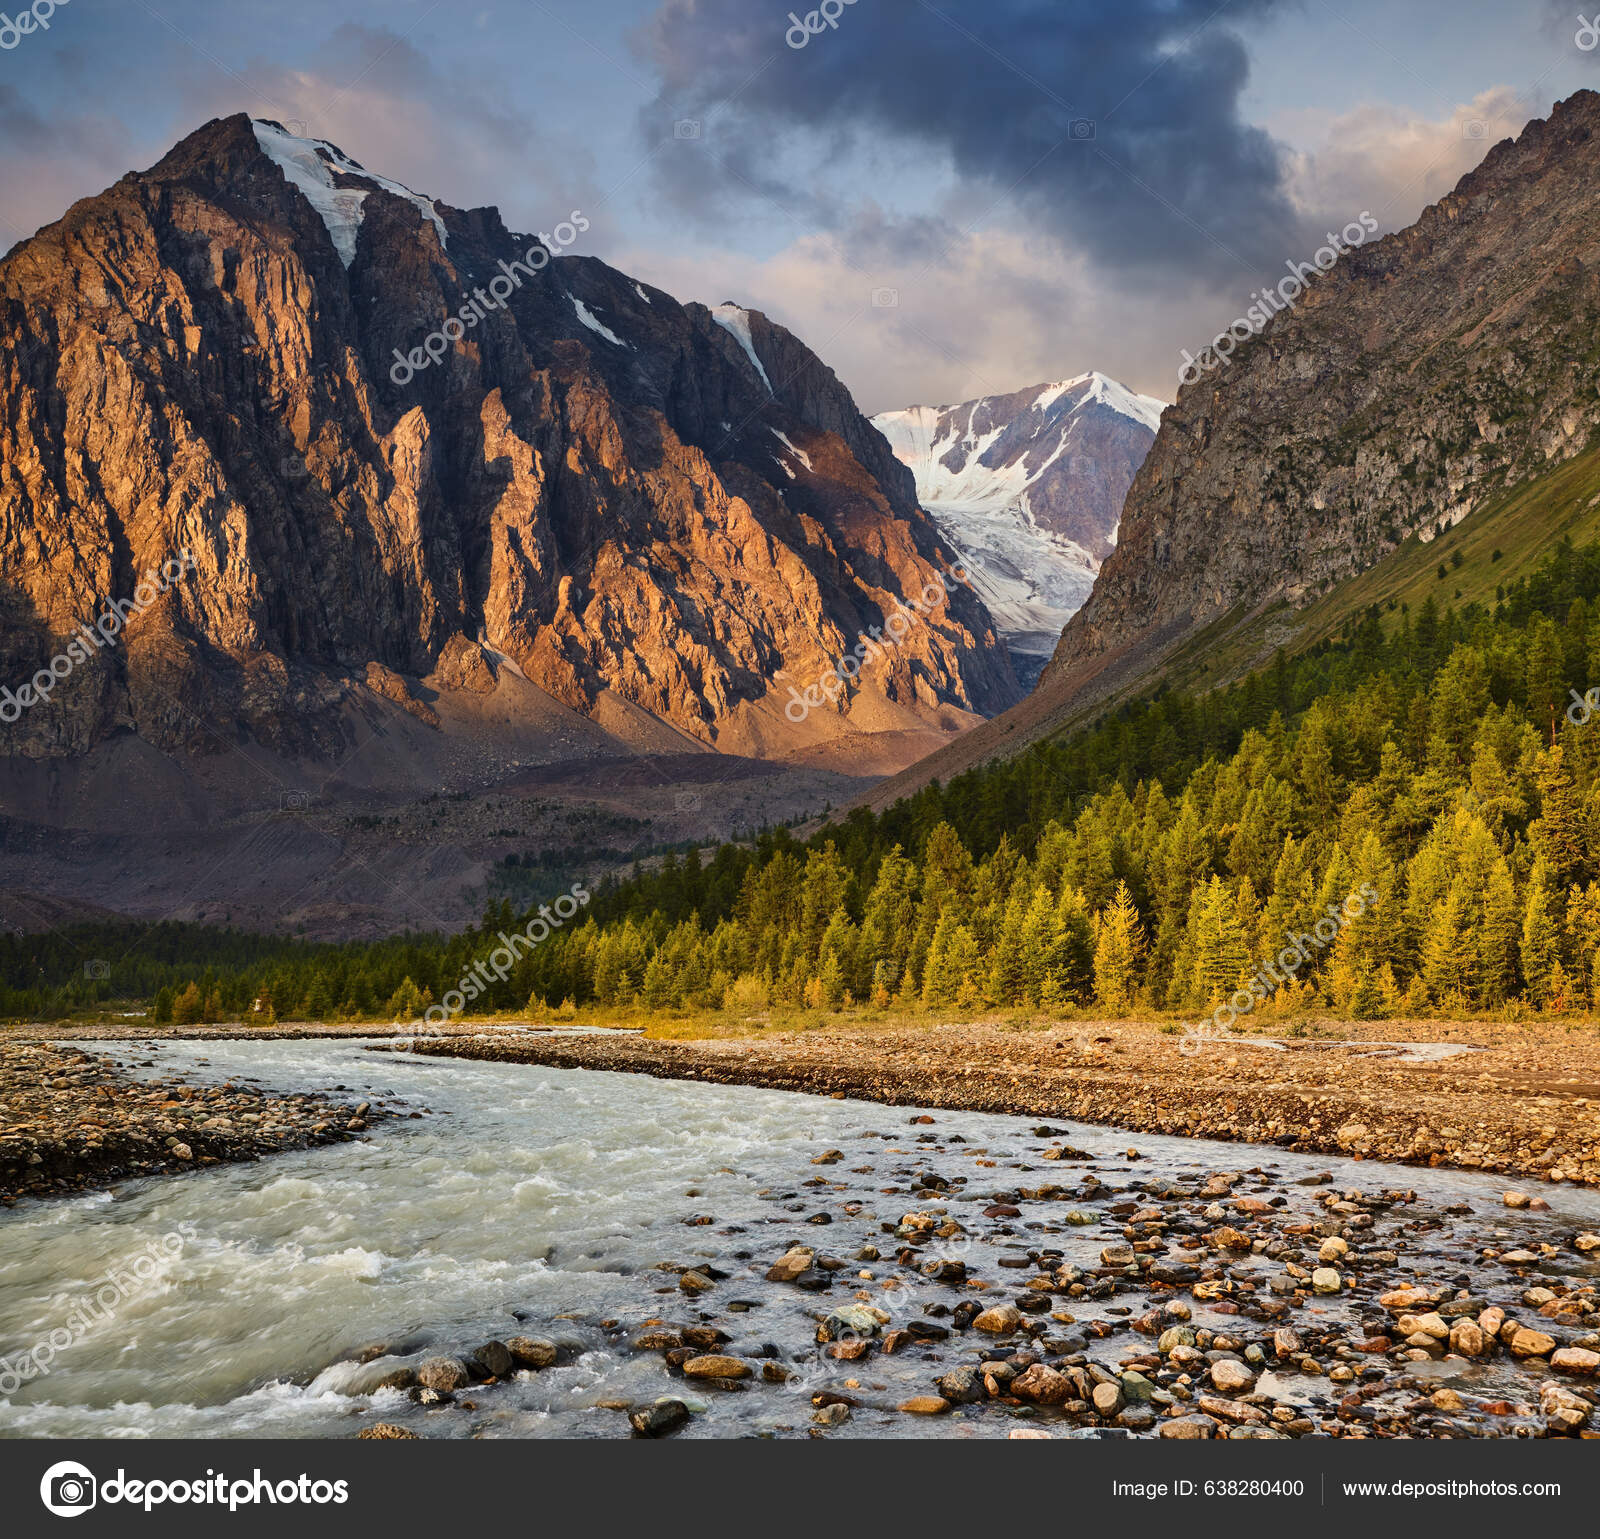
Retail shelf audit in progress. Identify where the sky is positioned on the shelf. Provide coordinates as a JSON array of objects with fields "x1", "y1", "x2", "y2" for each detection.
[{"x1": 2, "y1": 0, "x2": 1598, "y2": 413}]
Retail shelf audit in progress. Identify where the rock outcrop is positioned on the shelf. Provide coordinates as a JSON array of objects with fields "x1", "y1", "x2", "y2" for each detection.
[
  {"x1": 1046, "y1": 90, "x2": 1600, "y2": 689},
  {"x1": 0, "y1": 115, "x2": 1017, "y2": 767}
]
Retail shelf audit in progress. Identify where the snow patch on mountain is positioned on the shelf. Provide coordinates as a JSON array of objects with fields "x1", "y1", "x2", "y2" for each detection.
[
  {"x1": 569, "y1": 295, "x2": 630, "y2": 348},
  {"x1": 252, "y1": 119, "x2": 447, "y2": 267},
  {"x1": 711, "y1": 303, "x2": 774, "y2": 394},
  {"x1": 873, "y1": 371, "x2": 1164, "y2": 679}
]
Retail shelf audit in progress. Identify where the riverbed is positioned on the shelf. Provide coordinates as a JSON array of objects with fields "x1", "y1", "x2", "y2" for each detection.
[{"x1": 0, "y1": 1038, "x2": 1596, "y2": 1439}]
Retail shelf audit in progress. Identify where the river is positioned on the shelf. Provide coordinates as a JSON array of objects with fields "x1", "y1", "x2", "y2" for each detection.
[{"x1": 1, "y1": 1037, "x2": 1596, "y2": 1439}]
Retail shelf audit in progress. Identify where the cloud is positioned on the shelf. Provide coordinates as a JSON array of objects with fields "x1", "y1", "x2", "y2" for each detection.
[
  {"x1": 635, "y1": 0, "x2": 1303, "y2": 283},
  {"x1": 1279, "y1": 87, "x2": 1530, "y2": 231}
]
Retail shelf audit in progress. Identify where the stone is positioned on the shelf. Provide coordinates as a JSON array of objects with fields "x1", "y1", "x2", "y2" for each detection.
[
  {"x1": 818, "y1": 1304, "x2": 886, "y2": 1341},
  {"x1": 1159, "y1": 1415, "x2": 1215, "y2": 1439},
  {"x1": 1092, "y1": 1381, "x2": 1124, "y2": 1416},
  {"x1": 766, "y1": 1249, "x2": 814, "y2": 1283},
  {"x1": 415, "y1": 1356, "x2": 472, "y2": 1393},
  {"x1": 1212, "y1": 1226, "x2": 1252, "y2": 1251},
  {"x1": 629, "y1": 1400, "x2": 690, "y2": 1437},
  {"x1": 936, "y1": 1367, "x2": 986, "y2": 1404},
  {"x1": 1197, "y1": 1395, "x2": 1266, "y2": 1425},
  {"x1": 679, "y1": 1270, "x2": 714, "y2": 1294},
  {"x1": 358, "y1": 1423, "x2": 418, "y2": 1439},
  {"x1": 471, "y1": 1340, "x2": 514, "y2": 1378},
  {"x1": 1158, "y1": 1325, "x2": 1197, "y2": 1355},
  {"x1": 1210, "y1": 1360, "x2": 1254, "y2": 1393},
  {"x1": 506, "y1": 1337, "x2": 557, "y2": 1369},
  {"x1": 682, "y1": 1355, "x2": 751, "y2": 1380},
  {"x1": 1448, "y1": 1320, "x2": 1487, "y2": 1356},
  {"x1": 1430, "y1": 1388, "x2": 1466, "y2": 1412},
  {"x1": 1311, "y1": 1268, "x2": 1342, "y2": 1294},
  {"x1": 1011, "y1": 1363, "x2": 1073, "y2": 1406},
  {"x1": 812, "y1": 1402, "x2": 851, "y2": 1426},
  {"x1": 1396, "y1": 1312, "x2": 1449, "y2": 1341},
  {"x1": 1502, "y1": 1191, "x2": 1531, "y2": 1208},
  {"x1": 1099, "y1": 1243, "x2": 1136, "y2": 1266},
  {"x1": 1551, "y1": 1346, "x2": 1600, "y2": 1375},
  {"x1": 1317, "y1": 1236, "x2": 1348, "y2": 1262},
  {"x1": 1509, "y1": 1327, "x2": 1557, "y2": 1358},
  {"x1": 898, "y1": 1396, "x2": 950, "y2": 1415},
  {"x1": 973, "y1": 1304, "x2": 1024, "y2": 1334}
]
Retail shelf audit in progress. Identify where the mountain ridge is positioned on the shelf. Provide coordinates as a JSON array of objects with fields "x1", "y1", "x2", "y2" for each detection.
[{"x1": 0, "y1": 113, "x2": 1019, "y2": 778}]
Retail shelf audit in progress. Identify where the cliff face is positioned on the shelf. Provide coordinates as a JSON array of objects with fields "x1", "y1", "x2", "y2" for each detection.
[
  {"x1": 0, "y1": 115, "x2": 1016, "y2": 765},
  {"x1": 1047, "y1": 90, "x2": 1600, "y2": 686}
]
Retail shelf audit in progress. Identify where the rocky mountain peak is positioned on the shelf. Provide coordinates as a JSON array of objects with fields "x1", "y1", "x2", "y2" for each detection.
[{"x1": 0, "y1": 113, "x2": 1017, "y2": 772}]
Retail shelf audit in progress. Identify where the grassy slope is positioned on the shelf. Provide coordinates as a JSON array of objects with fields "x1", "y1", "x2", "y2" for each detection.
[{"x1": 1156, "y1": 442, "x2": 1600, "y2": 697}]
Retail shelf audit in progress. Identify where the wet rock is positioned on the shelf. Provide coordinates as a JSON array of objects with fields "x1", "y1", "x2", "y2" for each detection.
[
  {"x1": 812, "y1": 1402, "x2": 851, "y2": 1425},
  {"x1": 358, "y1": 1423, "x2": 418, "y2": 1439},
  {"x1": 1210, "y1": 1360, "x2": 1254, "y2": 1393},
  {"x1": 629, "y1": 1399, "x2": 691, "y2": 1437},
  {"x1": 898, "y1": 1396, "x2": 950, "y2": 1414},
  {"x1": 507, "y1": 1337, "x2": 558, "y2": 1369},
  {"x1": 1311, "y1": 1268, "x2": 1342, "y2": 1294},
  {"x1": 936, "y1": 1366, "x2": 986, "y2": 1404},
  {"x1": 471, "y1": 1341, "x2": 514, "y2": 1378},
  {"x1": 1011, "y1": 1363, "x2": 1073, "y2": 1405},
  {"x1": 1552, "y1": 1347, "x2": 1600, "y2": 1375},
  {"x1": 1159, "y1": 1415, "x2": 1215, "y2": 1439},
  {"x1": 1509, "y1": 1327, "x2": 1557, "y2": 1358},
  {"x1": 1092, "y1": 1381, "x2": 1124, "y2": 1417},
  {"x1": 973, "y1": 1304, "x2": 1024, "y2": 1335},
  {"x1": 416, "y1": 1356, "x2": 472, "y2": 1393},
  {"x1": 683, "y1": 1355, "x2": 751, "y2": 1380}
]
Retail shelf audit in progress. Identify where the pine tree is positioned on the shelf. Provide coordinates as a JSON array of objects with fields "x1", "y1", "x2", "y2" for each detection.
[
  {"x1": 1521, "y1": 859, "x2": 1563, "y2": 1007},
  {"x1": 1187, "y1": 875, "x2": 1253, "y2": 1008},
  {"x1": 1093, "y1": 881, "x2": 1144, "y2": 1014}
]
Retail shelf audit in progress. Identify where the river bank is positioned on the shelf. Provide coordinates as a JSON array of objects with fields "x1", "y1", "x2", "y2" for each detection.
[
  {"x1": 0, "y1": 1039, "x2": 401, "y2": 1204},
  {"x1": 407, "y1": 1017, "x2": 1600, "y2": 1190},
  {"x1": 1, "y1": 1037, "x2": 1597, "y2": 1441}
]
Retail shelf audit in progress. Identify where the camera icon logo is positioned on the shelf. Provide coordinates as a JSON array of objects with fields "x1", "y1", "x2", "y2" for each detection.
[
  {"x1": 281, "y1": 789, "x2": 310, "y2": 812},
  {"x1": 1069, "y1": 118, "x2": 1096, "y2": 140},
  {"x1": 870, "y1": 287, "x2": 899, "y2": 308},
  {"x1": 84, "y1": 960, "x2": 110, "y2": 981},
  {"x1": 674, "y1": 119, "x2": 701, "y2": 139},
  {"x1": 1463, "y1": 118, "x2": 1486, "y2": 140},
  {"x1": 40, "y1": 1461, "x2": 97, "y2": 1517}
]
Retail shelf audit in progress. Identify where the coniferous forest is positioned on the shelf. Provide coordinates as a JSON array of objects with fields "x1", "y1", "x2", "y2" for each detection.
[{"x1": 9, "y1": 536, "x2": 1600, "y2": 1026}]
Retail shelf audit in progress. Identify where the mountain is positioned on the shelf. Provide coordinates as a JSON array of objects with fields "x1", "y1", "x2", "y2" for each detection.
[
  {"x1": 0, "y1": 115, "x2": 1018, "y2": 782},
  {"x1": 856, "y1": 88, "x2": 1600, "y2": 810},
  {"x1": 872, "y1": 374, "x2": 1162, "y2": 682}
]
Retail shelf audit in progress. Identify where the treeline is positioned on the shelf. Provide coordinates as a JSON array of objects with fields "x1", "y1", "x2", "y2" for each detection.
[{"x1": 10, "y1": 537, "x2": 1600, "y2": 1023}]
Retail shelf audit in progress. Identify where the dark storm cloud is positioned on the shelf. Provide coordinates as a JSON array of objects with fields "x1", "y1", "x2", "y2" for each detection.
[{"x1": 636, "y1": 0, "x2": 1304, "y2": 283}]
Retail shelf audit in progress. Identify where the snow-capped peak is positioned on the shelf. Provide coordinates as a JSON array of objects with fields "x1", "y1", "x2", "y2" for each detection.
[
  {"x1": 871, "y1": 371, "x2": 1164, "y2": 678},
  {"x1": 251, "y1": 118, "x2": 448, "y2": 268}
]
